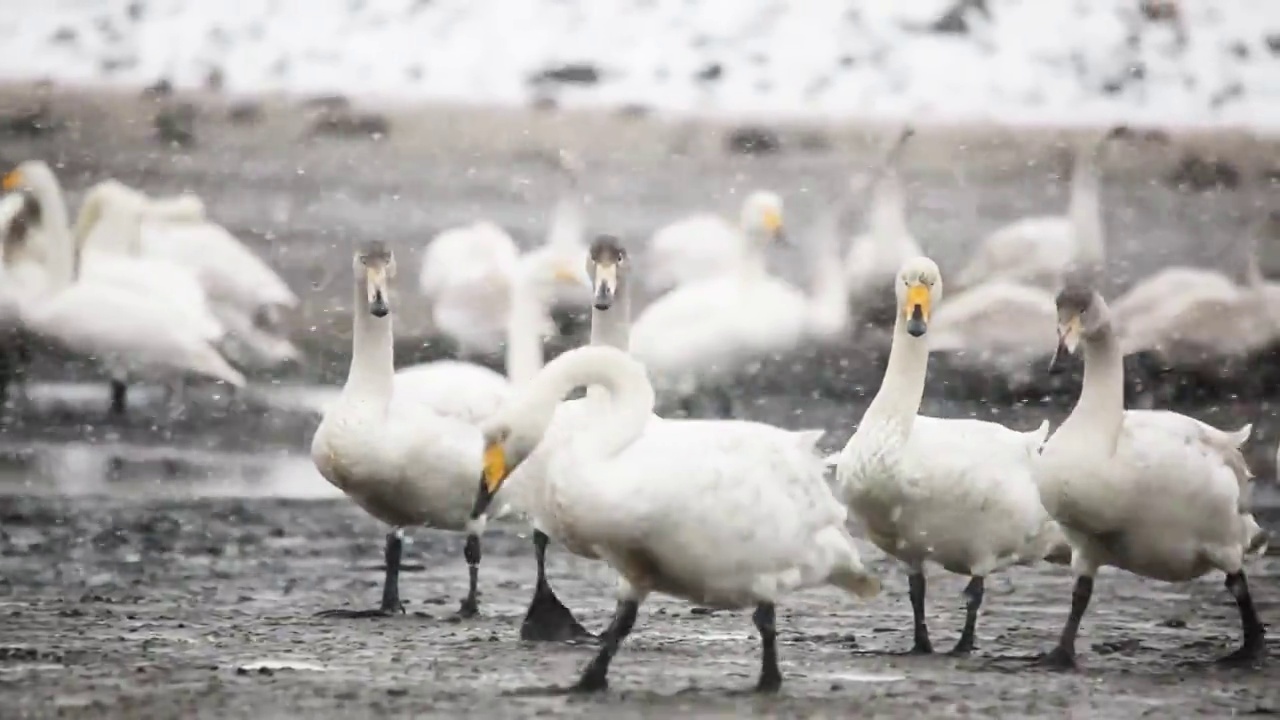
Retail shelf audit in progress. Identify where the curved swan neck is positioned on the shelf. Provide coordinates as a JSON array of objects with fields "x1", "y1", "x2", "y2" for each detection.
[
  {"x1": 26, "y1": 168, "x2": 76, "y2": 292},
  {"x1": 345, "y1": 278, "x2": 394, "y2": 401},
  {"x1": 1060, "y1": 326, "x2": 1125, "y2": 447},
  {"x1": 505, "y1": 273, "x2": 547, "y2": 388},
  {"x1": 1069, "y1": 153, "x2": 1105, "y2": 263},
  {"x1": 520, "y1": 346, "x2": 654, "y2": 460},
  {"x1": 862, "y1": 314, "x2": 929, "y2": 433}
]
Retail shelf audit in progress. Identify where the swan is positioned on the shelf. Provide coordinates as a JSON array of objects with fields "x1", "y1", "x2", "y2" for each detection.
[
  {"x1": 392, "y1": 248, "x2": 590, "y2": 428},
  {"x1": 926, "y1": 280, "x2": 1061, "y2": 390},
  {"x1": 418, "y1": 153, "x2": 588, "y2": 355},
  {"x1": 643, "y1": 189, "x2": 784, "y2": 295},
  {"x1": 0, "y1": 179, "x2": 245, "y2": 414},
  {"x1": 835, "y1": 256, "x2": 1070, "y2": 655},
  {"x1": 953, "y1": 130, "x2": 1116, "y2": 292},
  {"x1": 843, "y1": 126, "x2": 923, "y2": 328},
  {"x1": 631, "y1": 194, "x2": 848, "y2": 416},
  {"x1": 468, "y1": 343, "x2": 880, "y2": 692},
  {"x1": 1034, "y1": 284, "x2": 1268, "y2": 670},
  {"x1": 0, "y1": 190, "x2": 38, "y2": 404},
  {"x1": 310, "y1": 241, "x2": 511, "y2": 619}
]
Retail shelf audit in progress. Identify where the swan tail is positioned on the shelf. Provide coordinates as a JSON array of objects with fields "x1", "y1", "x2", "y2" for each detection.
[
  {"x1": 192, "y1": 345, "x2": 247, "y2": 388},
  {"x1": 1242, "y1": 513, "x2": 1269, "y2": 558},
  {"x1": 820, "y1": 527, "x2": 881, "y2": 599},
  {"x1": 148, "y1": 194, "x2": 207, "y2": 222},
  {"x1": 791, "y1": 428, "x2": 826, "y2": 453},
  {"x1": 1028, "y1": 419, "x2": 1051, "y2": 444},
  {"x1": 1225, "y1": 423, "x2": 1252, "y2": 449}
]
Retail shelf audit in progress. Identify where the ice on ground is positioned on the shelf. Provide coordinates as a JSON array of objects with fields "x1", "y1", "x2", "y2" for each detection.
[{"x1": 0, "y1": 0, "x2": 1276, "y2": 129}]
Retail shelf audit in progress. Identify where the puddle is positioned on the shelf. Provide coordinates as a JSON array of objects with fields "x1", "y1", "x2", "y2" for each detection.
[
  {"x1": 237, "y1": 659, "x2": 328, "y2": 672},
  {"x1": 816, "y1": 671, "x2": 906, "y2": 684}
]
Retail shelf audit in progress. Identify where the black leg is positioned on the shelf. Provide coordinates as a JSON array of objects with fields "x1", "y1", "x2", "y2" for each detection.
[
  {"x1": 573, "y1": 599, "x2": 639, "y2": 693},
  {"x1": 908, "y1": 572, "x2": 933, "y2": 654},
  {"x1": 1037, "y1": 575, "x2": 1093, "y2": 671},
  {"x1": 109, "y1": 380, "x2": 128, "y2": 415},
  {"x1": 457, "y1": 533, "x2": 481, "y2": 618},
  {"x1": 1217, "y1": 570, "x2": 1267, "y2": 666},
  {"x1": 754, "y1": 602, "x2": 783, "y2": 693},
  {"x1": 521, "y1": 530, "x2": 597, "y2": 643},
  {"x1": 949, "y1": 576, "x2": 985, "y2": 656},
  {"x1": 316, "y1": 530, "x2": 406, "y2": 618}
]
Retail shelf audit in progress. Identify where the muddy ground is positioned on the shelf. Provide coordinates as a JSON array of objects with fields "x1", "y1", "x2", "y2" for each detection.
[{"x1": 0, "y1": 497, "x2": 1277, "y2": 719}]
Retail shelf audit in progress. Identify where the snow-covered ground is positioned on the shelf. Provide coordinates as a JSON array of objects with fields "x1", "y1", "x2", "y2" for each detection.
[{"x1": 0, "y1": 0, "x2": 1277, "y2": 130}]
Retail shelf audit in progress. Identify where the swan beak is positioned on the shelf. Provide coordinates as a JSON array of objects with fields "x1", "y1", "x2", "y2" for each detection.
[
  {"x1": 762, "y1": 208, "x2": 786, "y2": 245},
  {"x1": 1, "y1": 170, "x2": 22, "y2": 191},
  {"x1": 904, "y1": 284, "x2": 930, "y2": 337},
  {"x1": 366, "y1": 267, "x2": 390, "y2": 317},
  {"x1": 470, "y1": 442, "x2": 508, "y2": 520},
  {"x1": 593, "y1": 263, "x2": 617, "y2": 310},
  {"x1": 1049, "y1": 316, "x2": 1082, "y2": 373}
]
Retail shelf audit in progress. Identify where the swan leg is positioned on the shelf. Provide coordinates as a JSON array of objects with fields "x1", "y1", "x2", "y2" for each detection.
[
  {"x1": 520, "y1": 530, "x2": 596, "y2": 643},
  {"x1": 109, "y1": 379, "x2": 128, "y2": 415},
  {"x1": 573, "y1": 597, "x2": 640, "y2": 693},
  {"x1": 907, "y1": 572, "x2": 933, "y2": 654},
  {"x1": 948, "y1": 576, "x2": 984, "y2": 656},
  {"x1": 457, "y1": 533, "x2": 482, "y2": 618},
  {"x1": 316, "y1": 529, "x2": 406, "y2": 618},
  {"x1": 1037, "y1": 575, "x2": 1093, "y2": 671},
  {"x1": 1217, "y1": 570, "x2": 1267, "y2": 666},
  {"x1": 753, "y1": 602, "x2": 783, "y2": 693}
]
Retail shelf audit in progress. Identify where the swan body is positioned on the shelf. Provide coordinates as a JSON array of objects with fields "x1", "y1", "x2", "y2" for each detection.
[
  {"x1": 643, "y1": 189, "x2": 785, "y2": 295},
  {"x1": 1, "y1": 162, "x2": 245, "y2": 398},
  {"x1": 836, "y1": 256, "x2": 1068, "y2": 654},
  {"x1": 419, "y1": 221, "x2": 523, "y2": 354},
  {"x1": 475, "y1": 343, "x2": 879, "y2": 690},
  {"x1": 843, "y1": 143, "x2": 923, "y2": 326},
  {"x1": 927, "y1": 280, "x2": 1059, "y2": 387},
  {"x1": 1034, "y1": 285, "x2": 1267, "y2": 668},
  {"x1": 310, "y1": 242, "x2": 508, "y2": 618}
]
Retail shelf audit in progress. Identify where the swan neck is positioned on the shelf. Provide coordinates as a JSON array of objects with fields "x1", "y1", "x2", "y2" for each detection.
[
  {"x1": 524, "y1": 348, "x2": 654, "y2": 461},
  {"x1": 30, "y1": 173, "x2": 76, "y2": 292},
  {"x1": 869, "y1": 170, "x2": 908, "y2": 237},
  {"x1": 547, "y1": 193, "x2": 584, "y2": 249},
  {"x1": 1069, "y1": 154, "x2": 1104, "y2": 263},
  {"x1": 862, "y1": 316, "x2": 929, "y2": 433},
  {"x1": 589, "y1": 274, "x2": 632, "y2": 353},
  {"x1": 1061, "y1": 327, "x2": 1125, "y2": 446},
  {"x1": 345, "y1": 280, "x2": 395, "y2": 402},
  {"x1": 505, "y1": 275, "x2": 547, "y2": 388},
  {"x1": 805, "y1": 215, "x2": 850, "y2": 336}
]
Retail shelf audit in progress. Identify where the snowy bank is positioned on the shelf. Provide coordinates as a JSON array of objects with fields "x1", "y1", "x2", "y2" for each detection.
[{"x1": 0, "y1": 0, "x2": 1277, "y2": 130}]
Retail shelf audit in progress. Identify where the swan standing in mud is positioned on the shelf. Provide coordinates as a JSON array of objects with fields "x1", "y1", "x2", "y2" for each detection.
[
  {"x1": 469, "y1": 343, "x2": 879, "y2": 692},
  {"x1": 310, "y1": 242, "x2": 507, "y2": 619},
  {"x1": 1035, "y1": 285, "x2": 1269, "y2": 669},
  {"x1": 836, "y1": 256, "x2": 1070, "y2": 655}
]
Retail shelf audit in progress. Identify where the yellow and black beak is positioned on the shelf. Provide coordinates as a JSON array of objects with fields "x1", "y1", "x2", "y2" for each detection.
[
  {"x1": 366, "y1": 264, "x2": 390, "y2": 317},
  {"x1": 904, "y1": 283, "x2": 930, "y2": 337},
  {"x1": 1049, "y1": 315, "x2": 1082, "y2": 374},
  {"x1": 762, "y1": 207, "x2": 786, "y2": 245},
  {"x1": 592, "y1": 261, "x2": 617, "y2": 311},
  {"x1": 2, "y1": 169, "x2": 23, "y2": 192},
  {"x1": 469, "y1": 441, "x2": 509, "y2": 520}
]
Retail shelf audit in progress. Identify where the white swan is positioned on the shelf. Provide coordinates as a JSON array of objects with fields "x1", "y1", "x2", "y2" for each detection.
[
  {"x1": 418, "y1": 154, "x2": 588, "y2": 355},
  {"x1": 310, "y1": 241, "x2": 510, "y2": 619},
  {"x1": 469, "y1": 343, "x2": 880, "y2": 692},
  {"x1": 631, "y1": 194, "x2": 847, "y2": 415},
  {"x1": 643, "y1": 190, "x2": 784, "y2": 295},
  {"x1": 953, "y1": 131, "x2": 1114, "y2": 292},
  {"x1": 835, "y1": 256, "x2": 1069, "y2": 655},
  {"x1": 0, "y1": 174, "x2": 245, "y2": 414},
  {"x1": 844, "y1": 127, "x2": 923, "y2": 327},
  {"x1": 926, "y1": 280, "x2": 1061, "y2": 390},
  {"x1": 393, "y1": 248, "x2": 590, "y2": 428},
  {"x1": 1034, "y1": 284, "x2": 1268, "y2": 669}
]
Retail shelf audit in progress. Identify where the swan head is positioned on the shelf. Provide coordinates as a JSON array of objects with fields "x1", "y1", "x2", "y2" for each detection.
[
  {"x1": 741, "y1": 191, "x2": 785, "y2": 244},
  {"x1": 473, "y1": 411, "x2": 545, "y2": 517},
  {"x1": 2, "y1": 160, "x2": 58, "y2": 202},
  {"x1": 894, "y1": 256, "x2": 942, "y2": 338},
  {"x1": 1051, "y1": 283, "x2": 1110, "y2": 370},
  {"x1": 354, "y1": 241, "x2": 395, "y2": 318},
  {"x1": 587, "y1": 234, "x2": 627, "y2": 310}
]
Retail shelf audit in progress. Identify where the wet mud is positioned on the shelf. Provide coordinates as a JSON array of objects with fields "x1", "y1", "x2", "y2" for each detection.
[{"x1": 1, "y1": 496, "x2": 1278, "y2": 718}]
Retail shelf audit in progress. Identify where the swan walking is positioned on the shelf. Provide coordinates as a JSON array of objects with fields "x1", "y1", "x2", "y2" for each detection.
[
  {"x1": 1035, "y1": 284, "x2": 1268, "y2": 669},
  {"x1": 835, "y1": 256, "x2": 1069, "y2": 655},
  {"x1": 310, "y1": 242, "x2": 508, "y2": 619},
  {"x1": 468, "y1": 343, "x2": 879, "y2": 692}
]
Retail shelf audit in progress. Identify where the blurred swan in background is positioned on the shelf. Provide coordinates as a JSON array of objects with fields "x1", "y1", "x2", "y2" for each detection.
[
  {"x1": 470, "y1": 342, "x2": 879, "y2": 692},
  {"x1": 418, "y1": 151, "x2": 588, "y2": 355},
  {"x1": 927, "y1": 280, "x2": 1060, "y2": 391},
  {"x1": 631, "y1": 192, "x2": 848, "y2": 415},
  {"x1": 644, "y1": 189, "x2": 786, "y2": 295},
  {"x1": 843, "y1": 126, "x2": 923, "y2": 329},
  {"x1": 0, "y1": 166, "x2": 245, "y2": 414},
  {"x1": 953, "y1": 129, "x2": 1119, "y2": 292}
]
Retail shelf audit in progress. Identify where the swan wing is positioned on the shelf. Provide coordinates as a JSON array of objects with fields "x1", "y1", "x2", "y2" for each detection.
[
  {"x1": 140, "y1": 220, "x2": 298, "y2": 311},
  {"x1": 393, "y1": 361, "x2": 512, "y2": 426}
]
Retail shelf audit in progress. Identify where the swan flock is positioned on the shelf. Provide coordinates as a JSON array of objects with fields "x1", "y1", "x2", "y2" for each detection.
[{"x1": 0, "y1": 146, "x2": 1271, "y2": 694}]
